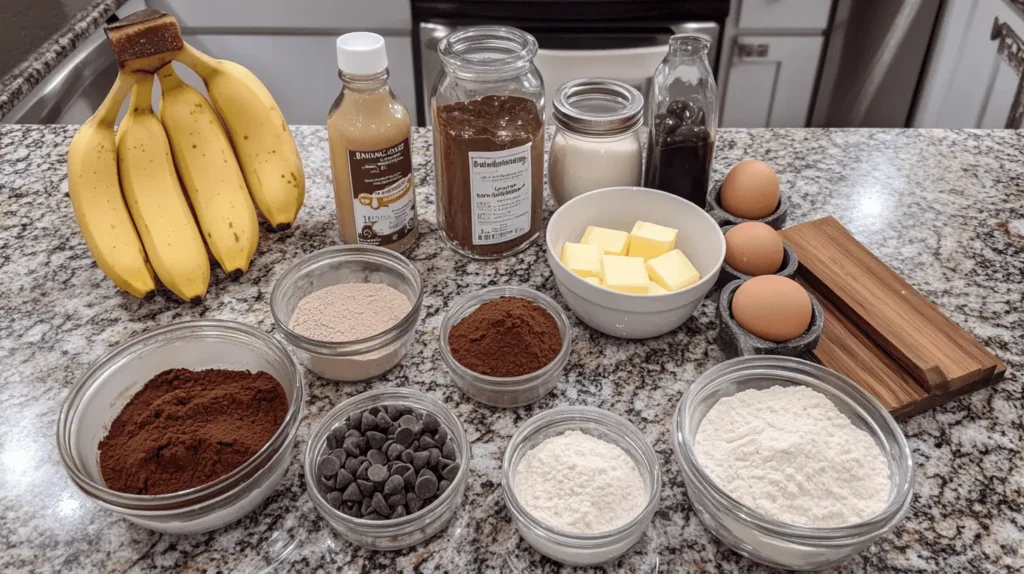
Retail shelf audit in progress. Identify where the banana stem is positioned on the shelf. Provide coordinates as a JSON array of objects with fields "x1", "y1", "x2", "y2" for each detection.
[
  {"x1": 128, "y1": 74, "x2": 156, "y2": 112},
  {"x1": 156, "y1": 63, "x2": 184, "y2": 89},
  {"x1": 93, "y1": 71, "x2": 144, "y2": 126},
  {"x1": 175, "y1": 43, "x2": 219, "y2": 78}
]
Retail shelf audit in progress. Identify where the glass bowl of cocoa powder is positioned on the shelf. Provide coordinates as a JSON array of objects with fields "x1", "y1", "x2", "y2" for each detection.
[
  {"x1": 57, "y1": 319, "x2": 304, "y2": 534},
  {"x1": 439, "y1": 286, "x2": 572, "y2": 407}
]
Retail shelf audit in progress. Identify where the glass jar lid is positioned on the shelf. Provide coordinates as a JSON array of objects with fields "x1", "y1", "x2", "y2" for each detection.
[
  {"x1": 552, "y1": 79, "x2": 644, "y2": 137},
  {"x1": 437, "y1": 26, "x2": 538, "y2": 80}
]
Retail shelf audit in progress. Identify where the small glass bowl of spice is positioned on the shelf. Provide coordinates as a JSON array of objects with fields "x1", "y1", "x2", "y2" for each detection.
[
  {"x1": 304, "y1": 388, "x2": 470, "y2": 550},
  {"x1": 439, "y1": 286, "x2": 572, "y2": 407},
  {"x1": 270, "y1": 245, "x2": 423, "y2": 381},
  {"x1": 502, "y1": 406, "x2": 661, "y2": 566}
]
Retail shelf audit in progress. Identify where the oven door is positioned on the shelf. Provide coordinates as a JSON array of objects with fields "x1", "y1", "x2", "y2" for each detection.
[{"x1": 418, "y1": 21, "x2": 719, "y2": 124}]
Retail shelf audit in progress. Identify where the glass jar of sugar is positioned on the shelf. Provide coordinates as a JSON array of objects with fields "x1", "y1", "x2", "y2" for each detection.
[{"x1": 548, "y1": 79, "x2": 644, "y2": 206}]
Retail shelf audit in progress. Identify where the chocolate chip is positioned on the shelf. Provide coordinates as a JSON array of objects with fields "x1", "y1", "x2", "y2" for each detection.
[
  {"x1": 382, "y1": 439, "x2": 395, "y2": 454},
  {"x1": 344, "y1": 428, "x2": 361, "y2": 439},
  {"x1": 355, "y1": 455, "x2": 368, "y2": 466},
  {"x1": 406, "y1": 492, "x2": 423, "y2": 513},
  {"x1": 398, "y1": 414, "x2": 417, "y2": 428},
  {"x1": 418, "y1": 468, "x2": 436, "y2": 482},
  {"x1": 419, "y1": 436, "x2": 439, "y2": 450},
  {"x1": 367, "y1": 464, "x2": 389, "y2": 484},
  {"x1": 441, "y1": 461, "x2": 460, "y2": 481},
  {"x1": 442, "y1": 439, "x2": 457, "y2": 461},
  {"x1": 427, "y1": 448, "x2": 441, "y2": 467},
  {"x1": 326, "y1": 490, "x2": 344, "y2": 509},
  {"x1": 367, "y1": 406, "x2": 381, "y2": 416},
  {"x1": 371, "y1": 492, "x2": 390, "y2": 516},
  {"x1": 335, "y1": 469, "x2": 355, "y2": 490},
  {"x1": 361, "y1": 498, "x2": 374, "y2": 515},
  {"x1": 387, "y1": 443, "x2": 405, "y2": 461},
  {"x1": 396, "y1": 426, "x2": 415, "y2": 446},
  {"x1": 387, "y1": 424, "x2": 399, "y2": 437},
  {"x1": 320, "y1": 474, "x2": 334, "y2": 490},
  {"x1": 342, "y1": 502, "x2": 360, "y2": 517},
  {"x1": 356, "y1": 461, "x2": 370, "y2": 480},
  {"x1": 348, "y1": 411, "x2": 361, "y2": 429},
  {"x1": 416, "y1": 474, "x2": 438, "y2": 499},
  {"x1": 421, "y1": 412, "x2": 440, "y2": 432},
  {"x1": 344, "y1": 456, "x2": 360, "y2": 476},
  {"x1": 409, "y1": 439, "x2": 421, "y2": 452},
  {"x1": 318, "y1": 456, "x2": 341, "y2": 477},
  {"x1": 342, "y1": 482, "x2": 363, "y2": 502},
  {"x1": 401, "y1": 448, "x2": 415, "y2": 464},
  {"x1": 386, "y1": 405, "x2": 402, "y2": 421},
  {"x1": 391, "y1": 505, "x2": 407, "y2": 519},
  {"x1": 367, "y1": 449, "x2": 387, "y2": 467},
  {"x1": 402, "y1": 469, "x2": 416, "y2": 489},
  {"x1": 386, "y1": 492, "x2": 406, "y2": 507},
  {"x1": 438, "y1": 479, "x2": 451, "y2": 495},
  {"x1": 357, "y1": 479, "x2": 375, "y2": 498},
  {"x1": 325, "y1": 433, "x2": 338, "y2": 451},
  {"x1": 361, "y1": 411, "x2": 377, "y2": 433},
  {"x1": 384, "y1": 474, "x2": 405, "y2": 496},
  {"x1": 366, "y1": 431, "x2": 387, "y2": 450},
  {"x1": 411, "y1": 451, "x2": 430, "y2": 470},
  {"x1": 391, "y1": 462, "x2": 412, "y2": 477},
  {"x1": 376, "y1": 412, "x2": 393, "y2": 429},
  {"x1": 331, "y1": 424, "x2": 348, "y2": 440},
  {"x1": 343, "y1": 436, "x2": 365, "y2": 457},
  {"x1": 437, "y1": 458, "x2": 454, "y2": 473},
  {"x1": 435, "y1": 427, "x2": 448, "y2": 445},
  {"x1": 329, "y1": 449, "x2": 348, "y2": 466}
]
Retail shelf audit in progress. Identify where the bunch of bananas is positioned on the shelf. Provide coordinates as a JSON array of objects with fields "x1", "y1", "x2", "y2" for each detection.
[{"x1": 67, "y1": 13, "x2": 304, "y2": 302}]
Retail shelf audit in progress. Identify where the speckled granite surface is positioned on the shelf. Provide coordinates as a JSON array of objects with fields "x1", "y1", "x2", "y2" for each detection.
[
  {"x1": 0, "y1": 0, "x2": 128, "y2": 119},
  {"x1": 0, "y1": 125, "x2": 1021, "y2": 573}
]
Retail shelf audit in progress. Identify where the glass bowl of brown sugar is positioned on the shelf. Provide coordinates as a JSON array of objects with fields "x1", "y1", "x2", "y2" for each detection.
[
  {"x1": 439, "y1": 286, "x2": 572, "y2": 407},
  {"x1": 56, "y1": 320, "x2": 304, "y2": 534}
]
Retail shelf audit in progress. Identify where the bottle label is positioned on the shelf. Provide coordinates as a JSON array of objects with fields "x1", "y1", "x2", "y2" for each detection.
[
  {"x1": 468, "y1": 142, "x2": 533, "y2": 245},
  {"x1": 348, "y1": 138, "x2": 415, "y2": 246}
]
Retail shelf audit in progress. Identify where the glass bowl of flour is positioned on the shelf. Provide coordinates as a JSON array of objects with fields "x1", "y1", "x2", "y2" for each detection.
[
  {"x1": 671, "y1": 356, "x2": 914, "y2": 571},
  {"x1": 270, "y1": 245, "x2": 423, "y2": 381},
  {"x1": 501, "y1": 406, "x2": 661, "y2": 566}
]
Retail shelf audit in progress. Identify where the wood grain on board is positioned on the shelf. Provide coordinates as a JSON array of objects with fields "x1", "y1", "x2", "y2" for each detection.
[{"x1": 781, "y1": 216, "x2": 1003, "y2": 394}]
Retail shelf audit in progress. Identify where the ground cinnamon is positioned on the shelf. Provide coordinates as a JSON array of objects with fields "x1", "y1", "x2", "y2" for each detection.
[
  {"x1": 99, "y1": 368, "x2": 288, "y2": 495},
  {"x1": 448, "y1": 296, "x2": 561, "y2": 377}
]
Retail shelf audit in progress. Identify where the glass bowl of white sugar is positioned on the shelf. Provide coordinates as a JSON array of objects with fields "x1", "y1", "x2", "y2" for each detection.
[
  {"x1": 672, "y1": 356, "x2": 915, "y2": 571},
  {"x1": 270, "y1": 245, "x2": 422, "y2": 381},
  {"x1": 501, "y1": 406, "x2": 661, "y2": 566}
]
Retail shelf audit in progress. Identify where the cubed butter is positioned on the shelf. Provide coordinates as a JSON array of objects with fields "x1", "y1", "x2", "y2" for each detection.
[
  {"x1": 628, "y1": 221, "x2": 678, "y2": 260},
  {"x1": 581, "y1": 226, "x2": 630, "y2": 256},
  {"x1": 647, "y1": 249, "x2": 701, "y2": 291},
  {"x1": 648, "y1": 281, "x2": 669, "y2": 295},
  {"x1": 601, "y1": 255, "x2": 649, "y2": 294},
  {"x1": 584, "y1": 276, "x2": 603, "y2": 286},
  {"x1": 561, "y1": 242, "x2": 603, "y2": 278}
]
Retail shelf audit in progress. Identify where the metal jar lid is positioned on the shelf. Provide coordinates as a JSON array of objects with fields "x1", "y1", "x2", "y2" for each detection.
[{"x1": 552, "y1": 78, "x2": 644, "y2": 137}]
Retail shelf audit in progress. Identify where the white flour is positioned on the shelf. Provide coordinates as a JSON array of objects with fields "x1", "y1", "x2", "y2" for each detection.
[
  {"x1": 513, "y1": 430, "x2": 648, "y2": 534},
  {"x1": 694, "y1": 385, "x2": 891, "y2": 527}
]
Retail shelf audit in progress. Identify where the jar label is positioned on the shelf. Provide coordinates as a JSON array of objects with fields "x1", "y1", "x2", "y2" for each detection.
[
  {"x1": 347, "y1": 138, "x2": 416, "y2": 246},
  {"x1": 468, "y1": 142, "x2": 533, "y2": 245}
]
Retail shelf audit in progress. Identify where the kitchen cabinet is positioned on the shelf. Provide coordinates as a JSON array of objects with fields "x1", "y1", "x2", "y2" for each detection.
[
  {"x1": 720, "y1": 35, "x2": 825, "y2": 127},
  {"x1": 913, "y1": 0, "x2": 1024, "y2": 128}
]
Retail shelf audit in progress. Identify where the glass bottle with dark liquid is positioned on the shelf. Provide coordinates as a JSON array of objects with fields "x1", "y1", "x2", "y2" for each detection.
[{"x1": 644, "y1": 35, "x2": 718, "y2": 208}]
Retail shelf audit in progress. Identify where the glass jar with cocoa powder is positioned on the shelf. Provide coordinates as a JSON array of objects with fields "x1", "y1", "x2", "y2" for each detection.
[{"x1": 431, "y1": 26, "x2": 545, "y2": 259}]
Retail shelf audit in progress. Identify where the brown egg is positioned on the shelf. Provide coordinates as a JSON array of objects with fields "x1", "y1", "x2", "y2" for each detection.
[
  {"x1": 725, "y1": 222, "x2": 785, "y2": 276},
  {"x1": 720, "y1": 159, "x2": 781, "y2": 219},
  {"x1": 731, "y1": 276, "x2": 812, "y2": 342}
]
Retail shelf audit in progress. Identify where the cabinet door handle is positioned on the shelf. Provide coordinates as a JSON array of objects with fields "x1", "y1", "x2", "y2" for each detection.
[{"x1": 736, "y1": 43, "x2": 769, "y2": 59}]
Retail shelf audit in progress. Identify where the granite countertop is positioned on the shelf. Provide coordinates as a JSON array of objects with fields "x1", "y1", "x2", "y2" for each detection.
[
  {"x1": 0, "y1": 0, "x2": 128, "y2": 119},
  {"x1": 0, "y1": 125, "x2": 1021, "y2": 573}
]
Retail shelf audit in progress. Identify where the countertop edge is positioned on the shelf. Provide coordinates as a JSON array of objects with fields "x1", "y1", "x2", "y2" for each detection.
[{"x1": 0, "y1": 0, "x2": 128, "y2": 120}]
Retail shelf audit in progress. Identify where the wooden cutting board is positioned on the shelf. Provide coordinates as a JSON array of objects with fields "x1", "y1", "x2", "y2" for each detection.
[{"x1": 780, "y1": 217, "x2": 1005, "y2": 419}]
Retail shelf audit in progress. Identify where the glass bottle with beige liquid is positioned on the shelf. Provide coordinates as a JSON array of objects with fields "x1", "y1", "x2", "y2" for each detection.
[{"x1": 328, "y1": 32, "x2": 417, "y2": 252}]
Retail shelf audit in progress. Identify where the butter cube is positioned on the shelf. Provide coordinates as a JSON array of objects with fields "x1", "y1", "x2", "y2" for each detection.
[
  {"x1": 647, "y1": 249, "x2": 701, "y2": 291},
  {"x1": 561, "y1": 242, "x2": 603, "y2": 278},
  {"x1": 581, "y1": 226, "x2": 630, "y2": 256},
  {"x1": 584, "y1": 276, "x2": 603, "y2": 287},
  {"x1": 648, "y1": 281, "x2": 669, "y2": 295},
  {"x1": 601, "y1": 255, "x2": 649, "y2": 294},
  {"x1": 628, "y1": 221, "x2": 678, "y2": 260}
]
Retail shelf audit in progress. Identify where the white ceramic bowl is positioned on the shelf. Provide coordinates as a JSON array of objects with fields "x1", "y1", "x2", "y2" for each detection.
[{"x1": 545, "y1": 187, "x2": 726, "y2": 339}]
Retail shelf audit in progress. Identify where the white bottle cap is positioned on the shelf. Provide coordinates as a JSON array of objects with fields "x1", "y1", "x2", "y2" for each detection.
[{"x1": 336, "y1": 32, "x2": 388, "y2": 75}]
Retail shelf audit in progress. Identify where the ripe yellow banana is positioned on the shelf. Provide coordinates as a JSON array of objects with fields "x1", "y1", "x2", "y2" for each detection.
[
  {"x1": 67, "y1": 71, "x2": 155, "y2": 298},
  {"x1": 176, "y1": 43, "x2": 305, "y2": 231},
  {"x1": 157, "y1": 64, "x2": 258, "y2": 277},
  {"x1": 117, "y1": 74, "x2": 210, "y2": 302}
]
